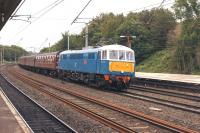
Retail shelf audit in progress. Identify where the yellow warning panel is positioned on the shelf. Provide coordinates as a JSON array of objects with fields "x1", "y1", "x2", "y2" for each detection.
[{"x1": 109, "y1": 61, "x2": 134, "y2": 72}]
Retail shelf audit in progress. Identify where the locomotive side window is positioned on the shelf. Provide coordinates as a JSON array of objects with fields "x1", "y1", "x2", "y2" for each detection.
[
  {"x1": 70, "y1": 54, "x2": 83, "y2": 59},
  {"x1": 102, "y1": 50, "x2": 107, "y2": 60},
  {"x1": 88, "y1": 53, "x2": 95, "y2": 59},
  {"x1": 109, "y1": 50, "x2": 118, "y2": 60}
]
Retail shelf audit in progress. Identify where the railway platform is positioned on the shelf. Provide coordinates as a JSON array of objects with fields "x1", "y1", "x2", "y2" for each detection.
[
  {"x1": 136, "y1": 72, "x2": 200, "y2": 84},
  {"x1": 0, "y1": 89, "x2": 32, "y2": 133}
]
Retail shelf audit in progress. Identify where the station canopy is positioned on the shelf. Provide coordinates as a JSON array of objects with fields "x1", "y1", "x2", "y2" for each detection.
[{"x1": 0, "y1": 0, "x2": 22, "y2": 30}]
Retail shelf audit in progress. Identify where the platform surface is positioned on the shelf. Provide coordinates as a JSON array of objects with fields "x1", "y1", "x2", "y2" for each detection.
[
  {"x1": 0, "y1": 90, "x2": 31, "y2": 133},
  {"x1": 136, "y1": 72, "x2": 200, "y2": 84}
]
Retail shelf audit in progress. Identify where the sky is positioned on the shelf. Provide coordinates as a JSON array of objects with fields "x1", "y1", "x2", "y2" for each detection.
[{"x1": 0, "y1": 0, "x2": 174, "y2": 52}]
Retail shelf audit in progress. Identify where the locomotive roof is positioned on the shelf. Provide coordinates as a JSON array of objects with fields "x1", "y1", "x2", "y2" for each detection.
[{"x1": 60, "y1": 44, "x2": 134, "y2": 55}]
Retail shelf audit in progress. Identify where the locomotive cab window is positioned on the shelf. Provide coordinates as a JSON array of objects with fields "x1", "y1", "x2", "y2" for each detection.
[
  {"x1": 126, "y1": 51, "x2": 134, "y2": 61},
  {"x1": 119, "y1": 51, "x2": 125, "y2": 60},
  {"x1": 109, "y1": 50, "x2": 118, "y2": 60}
]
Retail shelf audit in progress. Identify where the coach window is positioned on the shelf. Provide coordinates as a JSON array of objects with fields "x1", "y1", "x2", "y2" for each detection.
[
  {"x1": 50, "y1": 56, "x2": 52, "y2": 62},
  {"x1": 109, "y1": 50, "x2": 118, "y2": 60},
  {"x1": 102, "y1": 50, "x2": 107, "y2": 60}
]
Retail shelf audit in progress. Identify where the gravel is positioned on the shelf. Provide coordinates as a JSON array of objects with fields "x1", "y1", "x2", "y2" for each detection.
[{"x1": 3, "y1": 66, "x2": 114, "y2": 133}]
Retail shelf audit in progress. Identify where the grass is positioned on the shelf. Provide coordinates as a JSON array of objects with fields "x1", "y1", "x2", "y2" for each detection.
[
  {"x1": 136, "y1": 48, "x2": 177, "y2": 73},
  {"x1": 136, "y1": 48, "x2": 200, "y2": 75}
]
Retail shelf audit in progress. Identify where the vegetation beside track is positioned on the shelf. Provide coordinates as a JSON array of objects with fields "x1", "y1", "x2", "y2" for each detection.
[
  {"x1": 136, "y1": 48, "x2": 175, "y2": 73},
  {"x1": 136, "y1": 48, "x2": 200, "y2": 75}
]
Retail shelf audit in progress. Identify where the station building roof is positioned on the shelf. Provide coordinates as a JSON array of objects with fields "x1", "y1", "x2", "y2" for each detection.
[{"x1": 0, "y1": 0, "x2": 22, "y2": 30}]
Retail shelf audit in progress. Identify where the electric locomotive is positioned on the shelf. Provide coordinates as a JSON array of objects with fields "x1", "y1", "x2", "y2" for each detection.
[{"x1": 58, "y1": 44, "x2": 135, "y2": 90}]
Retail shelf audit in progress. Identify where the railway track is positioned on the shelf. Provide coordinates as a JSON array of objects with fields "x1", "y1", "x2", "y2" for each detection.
[
  {"x1": 124, "y1": 85, "x2": 200, "y2": 114},
  {"x1": 120, "y1": 91, "x2": 200, "y2": 114},
  {"x1": 9, "y1": 71, "x2": 140, "y2": 132},
  {"x1": 8, "y1": 70, "x2": 199, "y2": 133},
  {"x1": 130, "y1": 85, "x2": 200, "y2": 102},
  {"x1": 133, "y1": 78, "x2": 200, "y2": 91},
  {"x1": 0, "y1": 74, "x2": 76, "y2": 133}
]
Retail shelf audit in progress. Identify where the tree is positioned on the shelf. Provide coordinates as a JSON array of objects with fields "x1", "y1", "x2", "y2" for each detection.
[
  {"x1": 174, "y1": 0, "x2": 200, "y2": 20},
  {"x1": 116, "y1": 9, "x2": 176, "y2": 62},
  {"x1": 40, "y1": 33, "x2": 84, "y2": 53},
  {"x1": 173, "y1": 0, "x2": 200, "y2": 73},
  {"x1": 0, "y1": 45, "x2": 28, "y2": 62},
  {"x1": 86, "y1": 13, "x2": 124, "y2": 45},
  {"x1": 41, "y1": 9, "x2": 175, "y2": 64}
]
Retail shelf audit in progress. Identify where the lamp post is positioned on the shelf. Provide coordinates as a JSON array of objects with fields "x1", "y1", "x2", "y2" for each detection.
[
  {"x1": 49, "y1": 43, "x2": 51, "y2": 53},
  {"x1": 71, "y1": 0, "x2": 92, "y2": 48},
  {"x1": 85, "y1": 23, "x2": 88, "y2": 47},
  {"x1": 0, "y1": 49, "x2": 2, "y2": 65},
  {"x1": 72, "y1": 22, "x2": 89, "y2": 48},
  {"x1": 67, "y1": 30, "x2": 70, "y2": 50},
  {"x1": 120, "y1": 35, "x2": 136, "y2": 48}
]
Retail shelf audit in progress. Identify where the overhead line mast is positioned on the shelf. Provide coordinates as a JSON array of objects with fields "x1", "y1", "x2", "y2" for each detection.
[
  {"x1": 71, "y1": 0, "x2": 93, "y2": 48},
  {"x1": 71, "y1": 0, "x2": 93, "y2": 25}
]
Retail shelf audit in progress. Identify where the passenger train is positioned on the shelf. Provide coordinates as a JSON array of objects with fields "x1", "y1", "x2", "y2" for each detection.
[{"x1": 19, "y1": 44, "x2": 135, "y2": 90}]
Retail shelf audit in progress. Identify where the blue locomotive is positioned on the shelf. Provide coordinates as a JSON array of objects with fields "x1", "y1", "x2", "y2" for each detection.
[
  {"x1": 58, "y1": 44, "x2": 135, "y2": 90},
  {"x1": 19, "y1": 44, "x2": 135, "y2": 90}
]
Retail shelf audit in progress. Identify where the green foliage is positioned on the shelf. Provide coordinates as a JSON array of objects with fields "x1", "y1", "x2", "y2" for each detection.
[
  {"x1": 0, "y1": 45, "x2": 28, "y2": 62},
  {"x1": 173, "y1": 0, "x2": 200, "y2": 73},
  {"x1": 173, "y1": 0, "x2": 200, "y2": 20},
  {"x1": 86, "y1": 13, "x2": 124, "y2": 45},
  {"x1": 40, "y1": 47, "x2": 49, "y2": 53},
  {"x1": 136, "y1": 45, "x2": 200, "y2": 75},
  {"x1": 40, "y1": 33, "x2": 84, "y2": 53},
  {"x1": 136, "y1": 48, "x2": 176, "y2": 73},
  {"x1": 116, "y1": 8, "x2": 176, "y2": 62}
]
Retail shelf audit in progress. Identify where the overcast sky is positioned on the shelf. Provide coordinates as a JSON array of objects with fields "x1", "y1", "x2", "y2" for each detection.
[{"x1": 0, "y1": 0, "x2": 174, "y2": 52}]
